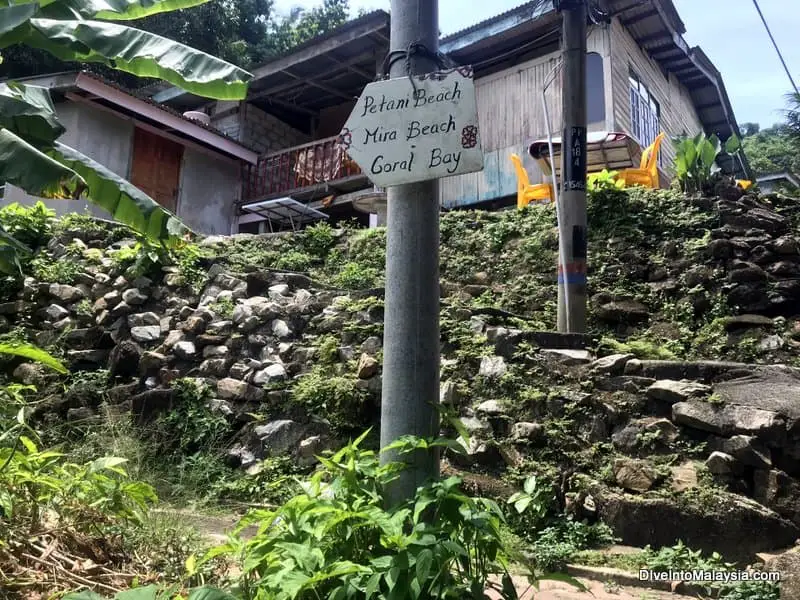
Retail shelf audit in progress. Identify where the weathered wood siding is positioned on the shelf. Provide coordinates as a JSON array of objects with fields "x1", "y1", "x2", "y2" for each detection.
[
  {"x1": 440, "y1": 26, "x2": 611, "y2": 208},
  {"x1": 608, "y1": 17, "x2": 702, "y2": 172}
]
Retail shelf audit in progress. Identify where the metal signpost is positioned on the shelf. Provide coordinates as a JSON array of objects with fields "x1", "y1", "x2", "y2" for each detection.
[{"x1": 338, "y1": 0, "x2": 483, "y2": 505}]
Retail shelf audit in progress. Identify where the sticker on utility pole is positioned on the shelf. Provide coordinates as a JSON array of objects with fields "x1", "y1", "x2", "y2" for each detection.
[
  {"x1": 337, "y1": 66, "x2": 484, "y2": 187},
  {"x1": 563, "y1": 126, "x2": 587, "y2": 191}
]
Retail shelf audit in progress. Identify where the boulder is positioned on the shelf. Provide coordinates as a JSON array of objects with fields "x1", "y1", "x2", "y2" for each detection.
[
  {"x1": 595, "y1": 300, "x2": 649, "y2": 324},
  {"x1": 272, "y1": 319, "x2": 292, "y2": 340},
  {"x1": 253, "y1": 420, "x2": 305, "y2": 458},
  {"x1": 753, "y1": 469, "x2": 800, "y2": 526},
  {"x1": 43, "y1": 304, "x2": 69, "y2": 321},
  {"x1": 173, "y1": 341, "x2": 197, "y2": 360},
  {"x1": 647, "y1": 380, "x2": 711, "y2": 404},
  {"x1": 252, "y1": 364, "x2": 287, "y2": 385},
  {"x1": 440, "y1": 380, "x2": 460, "y2": 405},
  {"x1": 714, "y1": 369, "x2": 800, "y2": 436},
  {"x1": 361, "y1": 336, "x2": 382, "y2": 355},
  {"x1": 613, "y1": 458, "x2": 658, "y2": 493},
  {"x1": 130, "y1": 325, "x2": 162, "y2": 343},
  {"x1": 672, "y1": 401, "x2": 786, "y2": 441},
  {"x1": 592, "y1": 487, "x2": 799, "y2": 563},
  {"x1": 49, "y1": 283, "x2": 83, "y2": 303},
  {"x1": 217, "y1": 378, "x2": 264, "y2": 402},
  {"x1": 712, "y1": 435, "x2": 772, "y2": 469},
  {"x1": 108, "y1": 340, "x2": 142, "y2": 378},
  {"x1": 512, "y1": 421, "x2": 544, "y2": 443},
  {"x1": 357, "y1": 354, "x2": 379, "y2": 379},
  {"x1": 479, "y1": 356, "x2": 507, "y2": 378},
  {"x1": 722, "y1": 314, "x2": 774, "y2": 331},
  {"x1": 706, "y1": 451, "x2": 740, "y2": 476},
  {"x1": 202, "y1": 345, "x2": 229, "y2": 358},
  {"x1": 128, "y1": 312, "x2": 160, "y2": 328},
  {"x1": 477, "y1": 400, "x2": 507, "y2": 416},
  {"x1": 764, "y1": 551, "x2": 800, "y2": 599},
  {"x1": 591, "y1": 353, "x2": 635, "y2": 376},
  {"x1": 122, "y1": 288, "x2": 148, "y2": 305}
]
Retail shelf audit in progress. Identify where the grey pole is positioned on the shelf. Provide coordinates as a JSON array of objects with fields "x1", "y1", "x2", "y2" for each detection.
[
  {"x1": 379, "y1": 0, "x2": 441, "y2": 506},
  {"x1": 556, "y1": 0, "x2": 588, "y2": 333}
]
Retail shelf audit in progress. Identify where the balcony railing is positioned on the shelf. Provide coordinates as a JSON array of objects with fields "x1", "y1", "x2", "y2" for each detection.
[{"x1": 242, "y1": 135, "x2": 363, "y2": 202}]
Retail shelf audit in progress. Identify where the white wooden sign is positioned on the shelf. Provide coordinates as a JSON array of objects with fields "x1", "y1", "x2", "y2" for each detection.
[{"x1": 338, "y1": 66, "x2": 484, "y2": 187}]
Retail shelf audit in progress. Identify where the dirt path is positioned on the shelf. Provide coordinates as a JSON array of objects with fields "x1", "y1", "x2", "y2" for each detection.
[{"x1": 488, "y1": 576, "x2": 704, "y2": 600}]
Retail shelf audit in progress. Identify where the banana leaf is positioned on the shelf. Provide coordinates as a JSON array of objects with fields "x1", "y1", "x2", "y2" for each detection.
[
  {"x1": 0, "y1": 3, "x2": 37, "y2": 36},
  {"x1": 56, "y1": 0, "x2": 211, "y2": 21},
  {"x1": 50, "y1": 141, "x2": 190, "y2": 242},
  {"x1": 18, "y1": 18, "x2": 251, "y2": 100},
  {"x1": 0, "y1": 128, "x2": 84, "y2": 198},
  {"x1": 0, "y1": 81, "x2": 65, "y2": 144}
]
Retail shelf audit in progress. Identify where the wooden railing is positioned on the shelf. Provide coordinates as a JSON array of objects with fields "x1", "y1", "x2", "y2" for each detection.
[{"x1": 242, "y1": 135, "x2": 362, "y2": 202}]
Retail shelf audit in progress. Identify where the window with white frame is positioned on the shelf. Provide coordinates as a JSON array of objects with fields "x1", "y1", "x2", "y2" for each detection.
[{"x1": 628, "y1": 70, "x2": 661, "y2": 149}]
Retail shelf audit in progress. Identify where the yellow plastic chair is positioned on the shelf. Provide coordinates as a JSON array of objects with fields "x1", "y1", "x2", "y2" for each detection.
[
  {"x1": 617, "y1": 132, "x2": 666, "y2": 189},
  {"x1": 510, "y1": 153, "x2": 553, "y2": 209}
]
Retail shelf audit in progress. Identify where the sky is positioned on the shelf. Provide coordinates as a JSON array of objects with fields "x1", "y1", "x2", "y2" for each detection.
[{"x1": 274, "y1": 0, "x2": 800, "y2": 128}]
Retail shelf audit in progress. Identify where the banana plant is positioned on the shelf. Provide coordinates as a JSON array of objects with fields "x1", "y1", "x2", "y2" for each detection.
[
  {"x1": 673, "y1": 132, "x2": 741, "y2": 195},
  {"x1": 0, "y1": 0, "x2": 253, "y2": 255}
]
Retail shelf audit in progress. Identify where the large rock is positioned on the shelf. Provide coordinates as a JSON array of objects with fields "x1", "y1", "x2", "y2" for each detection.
[
  {"x1": 49, "y1": 283, "x2": 83, "y2": 303},
  {"x1": 130, "y1": 325, "x2": 162, "y2": 343},
  {"x1": 592, "y1": 487, "x2": 799, "y2": 563},
  {"x1": 591, "y1": 353, "x2": 634, "y2": 376},
  {"x1": 647, "y1": 380, "x2": 711, "y2": 404},
  {"x1": 108, "y1": 340, "x2": 142, "y2": 378},
  {"x1": 713, "y1": 369, "x2": 800, "y2": 436},
  {"x1": 43, "y1": 304, "x2": 69, "y2": 321},
  {"x1": 706, "y1": 451, "x2": 740, "y2": 476},
  {"x1": 122, "y1": 288, "x2": 148, "y2": 305},
  {"x1": 217, "y1": 378, "x2": 264, "y2": 402},
  {"x1": 711, "y1": 435, "x2": 772, "y2": 469},
  {"x1": 764, "y1": 552, "x2": 800, "y2": 600},
  {"x1": 128, "y1": 312, "x2": 160, "y2": 328},
  {"x1": 595, "y1": 300, "x2": 649, "y2": 324},
  {"x1": 252, "y1": 420, "x2": 306, "y2": 458},
  {"x1": 357, "y1": 354, "x2": 379, "y2": 379},
  {"x1": 479, "y1": 356, "x2": 507, "y2": 378},
  {"x1": 252, "y1": 364, "x2": 287, "y2": 385},
  {"x1": 613, "y1": 458, "x2": 658, "y2": 493},
  {"x1": 753, "y1": 469, "x2": 800, "y2": 526},
  {"x1": 672, "y1": 400, "x2": 786, "y2": 441},
  {"x1": 173, "y1": 341, "x2": 197, "y2": 360}
]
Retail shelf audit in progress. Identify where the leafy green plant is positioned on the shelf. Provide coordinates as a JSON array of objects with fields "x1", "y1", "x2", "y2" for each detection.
[
  {"x1": 276, "y1": 250, "x2": 313, "y2": 271},
  {"x1": 673, "y1": 133, "x2": 741, "y2": 195},
  {"x1": 159, "y1": 379, "x2": 231, "y2": 454},
  {"x1": 0, "y1": 201, "x2": 55, "y2": 247},
  {"x1": 507, "y1": 475, "x2": 556, "y2": 529},
  {"x1": 30, "y1": 252, "x2": 83, "y2": 284},
  {"x1": 303, "y1": 221, "x2": 337, "y2": 256},
  {"x1": 292, "y1": 366, "x2": 368, "y2": 434},
  {"x1": 588, "y1": 169, "x2": 626, "y2": 192},
  {"x1": 210, "y1": 296, "x2": 236, "y2": 320},
  {"x1": 641, "y1": 540, "x2": 732, "y2": 572},
  {"x1": 334, "y1": 261, "x2": 380, "y2": 289},
  {"x1": 719, "y1": 581, "x2": 780, "y2": 600},
  {"x1": 530, "y1": 519, "x2": 618, "y2": 572},
  {"x1": 65, "y1": 586, "x2": 236, "y2": 600},
  {"x1": 201, "y1": 432, "x2": 578, "y2": 600}
]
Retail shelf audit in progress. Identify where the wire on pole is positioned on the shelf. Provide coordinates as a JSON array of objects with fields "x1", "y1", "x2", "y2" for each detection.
[{"x1": 751, "y1": 0, "x2": 799, "y2": 96}]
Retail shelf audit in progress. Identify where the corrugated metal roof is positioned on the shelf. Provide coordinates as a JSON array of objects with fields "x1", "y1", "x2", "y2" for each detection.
[{"x1": 441, "y1": 0, "x2": 554, "y2": 44}]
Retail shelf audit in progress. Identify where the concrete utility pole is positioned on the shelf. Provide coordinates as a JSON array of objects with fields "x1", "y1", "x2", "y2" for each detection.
[
  {"x1": 379, "y1": 0, "x2": 440, "y2": 505},
  {"x1": 556, "y1": 0, "x2": 588, "y2": 333}
]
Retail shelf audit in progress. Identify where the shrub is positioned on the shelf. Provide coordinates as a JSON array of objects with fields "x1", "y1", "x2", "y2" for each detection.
[
  {"x1": 30, "y1": 254, "x2": 82, "y2": 284},
  {"x1": 292, "y1": 366, "x2": 368, "y2": 433},
  {"x1": 303, "y1": 221, "x2": 336, "y2": 256},
  {"x1": 201, "y1": 433, "x2": 537, "y2": 600},
  {"x1": 0, "y1": 201, "x2": 55, "y2": 247},
  {"x1": 333, "y1": 261, "x2": 380, "y2": 289},
  {"x1": 276, "y1": 250, "x2": 313, "y2": 271}
]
